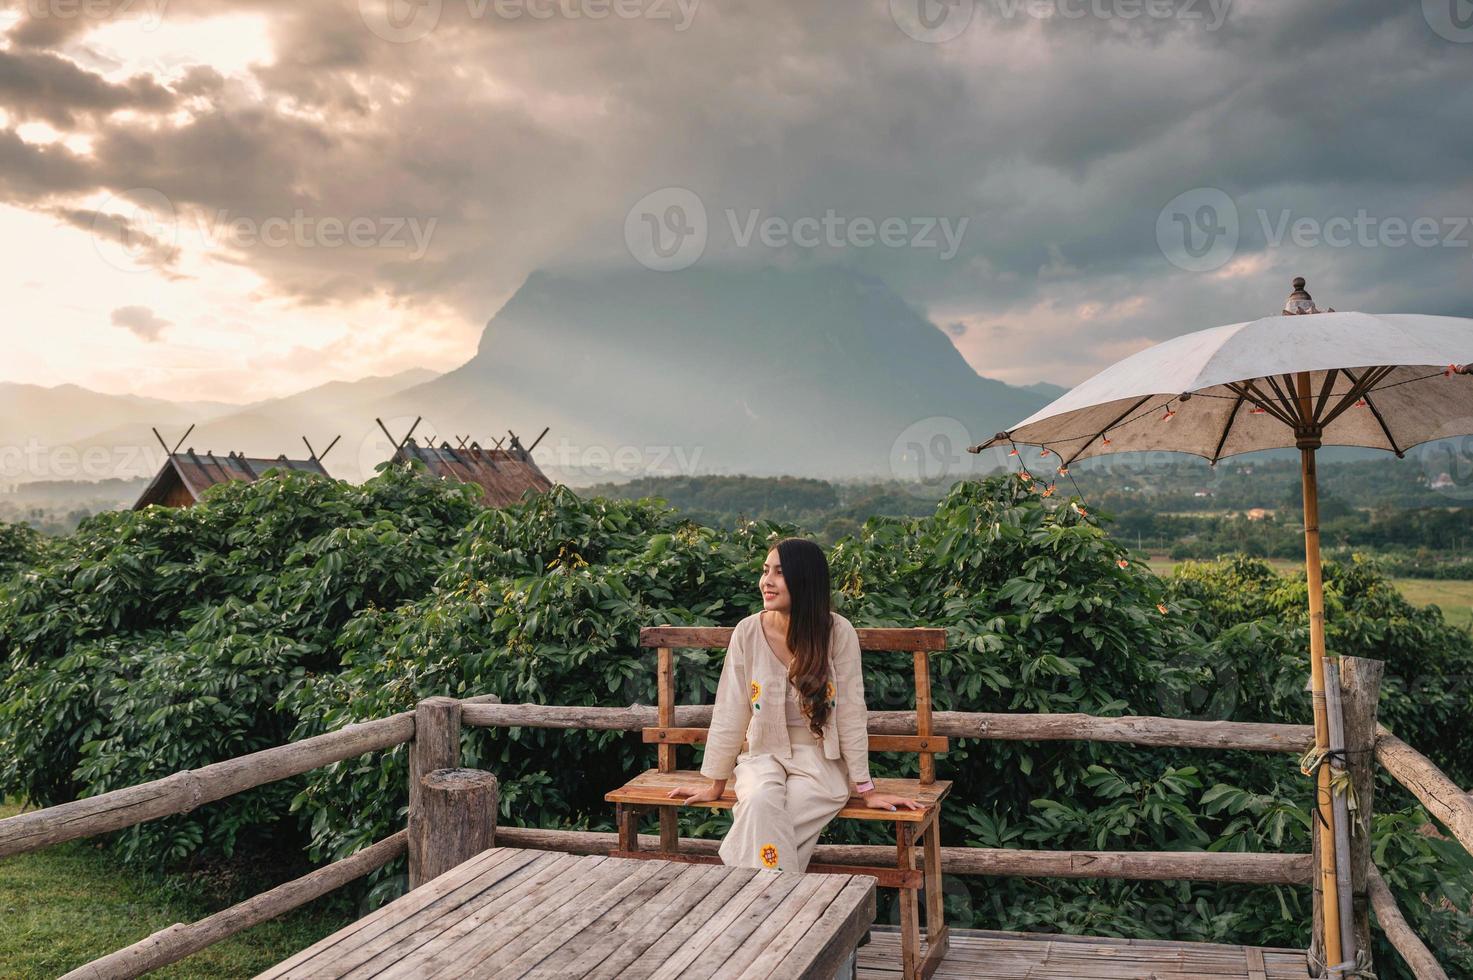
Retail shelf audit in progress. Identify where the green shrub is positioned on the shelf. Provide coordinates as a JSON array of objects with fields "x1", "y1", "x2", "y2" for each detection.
[{"x1": 2, "y1": 472, "x2": 1469, "y2": 977}]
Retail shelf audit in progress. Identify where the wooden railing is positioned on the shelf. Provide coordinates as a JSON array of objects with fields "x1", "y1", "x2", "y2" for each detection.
[{"x1": 0, "y1": 663, "x2": 1467, "y2": 978}]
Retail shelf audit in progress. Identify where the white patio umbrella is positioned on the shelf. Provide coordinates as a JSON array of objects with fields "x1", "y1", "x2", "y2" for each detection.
[{"x1": 969, "y1": 279, "x2": 1473, "y2": 974}]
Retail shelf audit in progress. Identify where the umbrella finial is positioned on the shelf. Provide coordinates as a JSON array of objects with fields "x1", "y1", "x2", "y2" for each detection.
[{"x1": 1283, "y1": 276, "x2": 1320, "y2": 315}]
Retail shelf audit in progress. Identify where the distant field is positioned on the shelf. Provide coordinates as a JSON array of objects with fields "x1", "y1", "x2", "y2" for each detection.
[{"x1": 1147, "y1": 556, "x2": 1473, "y2": 630}]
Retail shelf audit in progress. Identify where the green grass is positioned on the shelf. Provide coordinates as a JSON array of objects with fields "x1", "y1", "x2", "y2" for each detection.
[
  {"x1": 0, "y1": 801, "x2": 356, "y2": 979},
  {"x1": 1391, "y1": 578, "x2": 1473, "y2": 630},
  {"x1": 1146, "y1": 556, "x2": 1473, "y2": 630}
]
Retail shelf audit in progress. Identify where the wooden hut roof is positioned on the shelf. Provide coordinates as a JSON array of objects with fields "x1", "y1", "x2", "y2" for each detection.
[
  {"x1": 392, "y1": 441, "x2": 552, "y2": 507},
  {"x1": 133, "y1": 450, "x2": 330, "y2": 510}
]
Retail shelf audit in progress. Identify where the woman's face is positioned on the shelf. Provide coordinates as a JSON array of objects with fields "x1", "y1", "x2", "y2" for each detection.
[{"x1": 759, "y1": 548, "x2": 790, "y2": 613}]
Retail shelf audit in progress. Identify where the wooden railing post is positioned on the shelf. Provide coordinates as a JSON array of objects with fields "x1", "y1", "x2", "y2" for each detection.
[
  {"x1": 1338, "y1": 656, "x2": 1383, "y2": 971},
  {"x1": 1310, "y1": 657, "x2": 1383, "y2": 975},
  {"x1": 410, "y1": 768, "x2": 499, "y2": 887},
  {"x1": 408, "y1": 696, "x2": 461, "y2": 887}
]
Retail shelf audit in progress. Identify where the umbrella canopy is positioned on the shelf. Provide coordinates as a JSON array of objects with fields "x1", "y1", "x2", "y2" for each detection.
[{"x1": 972, "y1": 311, "x2": 1472, "y2": 464}]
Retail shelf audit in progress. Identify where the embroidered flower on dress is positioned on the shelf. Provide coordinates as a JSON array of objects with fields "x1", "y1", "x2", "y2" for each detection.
[
  {"x1": 750, "y1": 680, "x2": 761, "y2": 710},
  {"x1": 759, "y1": 843, "x2": 779, "y2": 868}
]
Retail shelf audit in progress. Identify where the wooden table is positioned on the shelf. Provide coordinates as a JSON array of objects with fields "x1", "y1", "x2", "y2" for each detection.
[{"x1": 257, "y1": 846, "x2": 878, "y2": 979}]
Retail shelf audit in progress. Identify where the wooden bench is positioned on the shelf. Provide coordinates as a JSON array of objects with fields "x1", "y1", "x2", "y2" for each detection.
[{"x1": 604, "y1": 624, "x2": 952, "y2": 980}]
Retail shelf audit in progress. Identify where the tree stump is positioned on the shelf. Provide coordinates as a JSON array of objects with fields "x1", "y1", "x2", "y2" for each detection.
[{"x1": 408, "y1": 768, "x2": 498, "y2": 888}]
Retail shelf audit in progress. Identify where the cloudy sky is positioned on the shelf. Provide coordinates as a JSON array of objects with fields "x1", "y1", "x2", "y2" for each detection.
[{"x1": 2, "y1": 0, "x2": 1470, "y2": 403}]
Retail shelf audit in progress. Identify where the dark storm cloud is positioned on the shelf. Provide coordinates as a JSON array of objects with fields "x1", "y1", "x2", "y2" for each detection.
[
  {"x1": 0, "y1": 0, "x2": 1468, "y2": 382},
  {"x1": 0, "y1": 49, "x2": 173, "y2": 126}
]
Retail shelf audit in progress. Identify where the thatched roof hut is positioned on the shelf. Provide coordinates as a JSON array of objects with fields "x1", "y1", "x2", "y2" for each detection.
[
  {"x1": 133, "y1": 449, "x2": 330, "y2": 509},
  {"x1": 378, "y1": 421, "x2": 551, "y2": 506}
]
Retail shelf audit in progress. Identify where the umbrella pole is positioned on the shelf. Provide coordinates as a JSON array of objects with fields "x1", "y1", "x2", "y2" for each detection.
[{"x1": 1300, "y1": 442, "x2": 1346, "y2": 972}]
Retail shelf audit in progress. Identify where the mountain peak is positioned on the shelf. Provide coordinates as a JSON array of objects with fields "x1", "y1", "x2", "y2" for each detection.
[{"x1": 404, "y1": 264, "x2": 1046, "y2": 481}]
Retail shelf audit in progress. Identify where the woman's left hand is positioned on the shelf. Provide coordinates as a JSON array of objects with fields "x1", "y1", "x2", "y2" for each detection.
[{"x1": 860, "y1": 791, "x2": 923, "y2": 812}]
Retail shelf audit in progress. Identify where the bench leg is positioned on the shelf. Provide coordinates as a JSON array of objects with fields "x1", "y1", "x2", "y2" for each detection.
[
  {"x1": 922, "y1": 815, "x2": 949, "y2": 962},
  {"x1": 659, "y1": 807, "x2": 679, "y2": 853},
  {"x1": 896, "y1": 821, "x2": 921, "y2": 980},
  {"x1": 616, "y1": 803, "x2": 641, "y2": 853}
]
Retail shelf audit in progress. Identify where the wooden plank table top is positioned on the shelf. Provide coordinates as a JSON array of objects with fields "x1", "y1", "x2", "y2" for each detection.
[{"x1": 256, "y1": 846, "x2": 878, "y2": 980}]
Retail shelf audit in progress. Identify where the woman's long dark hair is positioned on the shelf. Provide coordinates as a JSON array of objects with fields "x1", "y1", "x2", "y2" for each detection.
[{"x1": 775, "y1": 536, "x2": 833, "y2": 738}]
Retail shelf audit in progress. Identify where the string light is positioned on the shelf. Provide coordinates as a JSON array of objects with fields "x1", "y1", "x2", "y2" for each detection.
[
  {"x1": 1250, "y1": 406, "x2": 1267, "y2": 415},
  {"x1": 1071, "y1": 501, "x2": 1088, "y2": 516},
  {"x1": 1039, "y1": 448, "x2": 1051, "y2": 458},
  {"x1": 1157, "y1": 603, "x2": 1169, "y2": 614},
  {"x1": 1041, "y1": 483, "x2": 1056, "y2": 497},
  {"x1": 1354, "y1": 398, "x2": 1367, "y2": 408},
  {"x1": 1057, "y1": 466, "x2": 1069, "y2": 476},
  {"x1": 1446, "y1": 364, "x2": 1460, "y2": 378},
  {"x1": 1008, "y1": 447, "x2": 1019, "y2": 457},
  {"x1": 1162, "y1": 406, "x2": 1177, "y2": 422},
  {"x1": 1117, "y1": 558, "x2": 1130, "y2": 569},
  {"x1": 1101, "y1": 435, "x2": 1112, "y2": 447}
]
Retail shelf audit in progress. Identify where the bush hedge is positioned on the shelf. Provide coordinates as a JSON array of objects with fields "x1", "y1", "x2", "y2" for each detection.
[{"x1": 1, "y1": 467, "x2": 1468, "y2": 977}]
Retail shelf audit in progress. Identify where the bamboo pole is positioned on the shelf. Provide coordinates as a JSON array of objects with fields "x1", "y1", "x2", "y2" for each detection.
[
  {"x1": 1324, "y1": 659, "x2": 1357, "y2": 963},
  {"x1": 1297, "y1": 369, "x2": 1344, "y2": 974}
]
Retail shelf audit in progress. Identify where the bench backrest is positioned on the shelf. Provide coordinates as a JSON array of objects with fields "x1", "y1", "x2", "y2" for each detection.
[{"x1": 639, "y1": 624, "x2": 948, "y2": 785}]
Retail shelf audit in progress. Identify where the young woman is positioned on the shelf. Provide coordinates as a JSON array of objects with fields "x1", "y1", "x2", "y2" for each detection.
[{"x1": 667, "y1": 536, "x2": 920, "y2": 873}]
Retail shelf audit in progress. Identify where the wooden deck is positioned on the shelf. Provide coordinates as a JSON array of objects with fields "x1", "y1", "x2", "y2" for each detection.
[
  {"x1": 858, "y1": 926, "x2": 1311, "y2": 979},
  {"x1": 256, "y1": 847, "x2": 877, "y2": 979}
]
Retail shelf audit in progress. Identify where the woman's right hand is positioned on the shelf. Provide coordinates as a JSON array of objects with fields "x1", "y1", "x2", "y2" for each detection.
[{"x1": 667, "y1": 781, "x2": 724, "y2": 804}]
